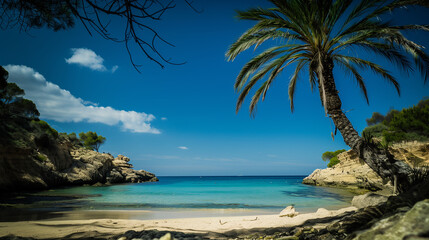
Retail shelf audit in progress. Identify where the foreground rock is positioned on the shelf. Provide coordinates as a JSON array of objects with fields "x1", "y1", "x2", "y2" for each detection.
[
  {"x1": 351, "y1": 193, "x2": 389, "y2": 209},
  {"x1": 352, "y1": 199, "x2": 429, "y2": 240},
  {"x1": 279, "y1": 205, "x2": 299, "y2": 217},
  {"x1": 303, "y1": 141, "x2": 429, "y2": 191},
  {"x1": 0, "y1": 141, "x2": 157, "y2": 192}
]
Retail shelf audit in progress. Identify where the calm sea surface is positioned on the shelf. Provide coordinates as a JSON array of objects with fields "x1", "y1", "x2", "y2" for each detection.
[{"x1": 1, "y1": 176, "x2": 356, "y2": 221}]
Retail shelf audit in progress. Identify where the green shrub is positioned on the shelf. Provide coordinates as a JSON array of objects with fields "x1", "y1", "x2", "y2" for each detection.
[
  {"x1": 366, "y1": 112, "x2": 385, "y2": 126},
  {"x1": 321, "y1": 149, "x2": 346, "y2": 168},
  {"x1": 362, "y1": 123, "x2": 388, "y2": 138},
  {"x1": 327, "y1": 156, "x2": 340, "y2": 168},
  {"x1": 31, "y1": 120, "x2": 58, "y2": 138},
  {"x1": 58, "y1": 132, "x2": 68, "y2": 140},
  {"x1": 362, "y1": 98, "x2": 429, "y2": 144}
]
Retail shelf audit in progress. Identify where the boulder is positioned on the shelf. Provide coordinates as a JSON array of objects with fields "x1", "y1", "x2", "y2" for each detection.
[
  {"x1": 280, "y1": 205, "x2": 299, "y2": 217},
  {"x1": 352, "y1": 199, "x2": 429, "y2": 240},
  {"x1": 351, "y1": 193, "x2": 389, "y2": 209}
]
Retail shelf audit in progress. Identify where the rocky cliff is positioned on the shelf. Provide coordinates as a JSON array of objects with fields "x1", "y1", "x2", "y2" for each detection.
[
  {"x1": 303, "y1": 141, "x2": 429, "y2": 191},
  {"x1": 0, "y1": 139, "x2": 158, "y2": 192}
]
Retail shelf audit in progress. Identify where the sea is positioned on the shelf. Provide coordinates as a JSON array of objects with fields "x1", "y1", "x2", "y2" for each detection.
[{"x1": 0, "y1": 176, "x2": 356, "y2": 221}]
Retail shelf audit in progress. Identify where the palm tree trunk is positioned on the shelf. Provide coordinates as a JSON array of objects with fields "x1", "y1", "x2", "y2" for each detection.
[{"x1": 317, "y1": 56, "x2": 413, "y2": 189}]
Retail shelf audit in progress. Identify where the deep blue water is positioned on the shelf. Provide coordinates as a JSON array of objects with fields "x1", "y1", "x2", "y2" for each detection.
[{"x1": 33, "y1": 176, "x2": 355, "y2": 213}]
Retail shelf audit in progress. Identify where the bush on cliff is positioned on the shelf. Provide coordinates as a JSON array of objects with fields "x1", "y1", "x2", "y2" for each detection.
[
  {"x1": 322, "y1": 149, "x2": 346, "y2": 168},
  {"x1": 363, "y1": 98, "x2": 429, "y2": 144}
]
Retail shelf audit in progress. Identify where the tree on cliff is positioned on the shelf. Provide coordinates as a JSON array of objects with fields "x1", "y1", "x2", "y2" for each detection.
[
  {"x1": 79, "y1": 131, "x2": 106, "y2": 152},
  {"x1": 226, "y1": 0, "x2": 429, "y2": 190},
  {"x1": 322, "y1": 149, "x2": 346, "y2": 168},
  {"x1": 0, "y1": 66, "x2": 39, "y2": 120},
  {"x1": 0, "y1": 0, "x2": 199, "y2": 71}
]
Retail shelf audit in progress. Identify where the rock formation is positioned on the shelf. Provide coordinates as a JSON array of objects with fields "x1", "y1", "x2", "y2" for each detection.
[
  {"x1": 0, "y1": 140, "x2": 158, "y2": 192},
  {"x1": 108, "y1": 154, "x2": 157, "y2": 184},
  {"x1": 303, "y1": 142, "x2": 429, "y2": 191}
]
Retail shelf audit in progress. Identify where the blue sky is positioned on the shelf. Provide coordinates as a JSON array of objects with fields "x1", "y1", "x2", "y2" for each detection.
[{"x1": 1, "y1": 1, "x2": 428, "y2": 176}]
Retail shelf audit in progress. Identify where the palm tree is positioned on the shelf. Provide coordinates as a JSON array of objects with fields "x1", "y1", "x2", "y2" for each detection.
[{"x1": 226, "y1": 0, "x2": 429, "y2": 188}]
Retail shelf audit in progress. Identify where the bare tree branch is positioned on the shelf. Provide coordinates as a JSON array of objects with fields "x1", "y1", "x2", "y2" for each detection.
[{"x1": 0, "y1": 0, "x2": 201, "y2": 71}]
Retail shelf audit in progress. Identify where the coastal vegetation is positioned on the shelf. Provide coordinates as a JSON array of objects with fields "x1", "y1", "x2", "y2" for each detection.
[
  {"x1": 226, "y1": 0, "x2": 429, "y2": 191},
  {"x1": 363, "y1": 97, "x2": 429, "y2": 145},
  {"x1": 1, "y1": 66, "x2": 106, "y2": 152},
  {"x1": 0, "y1": 66, "x2": 39, "y2": 121},
  {"x1": 322, "y1": 149, "x2": 346, "y2": 168},
  {"x1": 79, "y1": 131, "x2": 106, "y2": 152}
]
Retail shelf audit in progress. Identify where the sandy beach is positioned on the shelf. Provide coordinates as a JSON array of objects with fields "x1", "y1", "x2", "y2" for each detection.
[{"x1": 0, "y1": 206, "x2": 357, "y2": 239}]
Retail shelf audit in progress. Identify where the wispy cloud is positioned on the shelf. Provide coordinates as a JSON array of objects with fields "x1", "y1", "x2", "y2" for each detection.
[
  {"x1": 161, "y1": 117, "x2": 167, "y2": 121},
  {"x1": 178, "y1": 146, "x2": 189, "y2": 150},
  {"x1": 65, "y1": 48, "x2": 118, "y2": 72},
  {"x1": 5, "y1": 65, "x2": 160, "y2": 134},
  {"x1": 111, "y1": 65, "x2": 119, "y2": 73}
]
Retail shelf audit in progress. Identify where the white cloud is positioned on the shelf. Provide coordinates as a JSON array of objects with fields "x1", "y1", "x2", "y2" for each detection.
[
  {"x1": 5, "y1": 65, "x2": 160, "y2": 134},
  {"x1": 161, "y1": 117, "x2": 167, "y2": 120},
  {"x1": 65, "y1": 48, "x2": 117, "y2": 72},
  {"x1": 178, "y1": 146, "x2": 188, "y2": 150}
]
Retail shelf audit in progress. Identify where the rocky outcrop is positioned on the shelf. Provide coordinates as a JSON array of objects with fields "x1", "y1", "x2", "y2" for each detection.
[
  {"x1": 352, "y1": 199, "x2": 429, "y2": 240},
  {"x1": 303, "y1": 142, "x2": 429, "y2": 191},
  {"x1": 0, "y1": 141, "x2": 158, "y2": 192},
  {"x1": 107, "y1": 154, "x2": 157, "y2": 183}
]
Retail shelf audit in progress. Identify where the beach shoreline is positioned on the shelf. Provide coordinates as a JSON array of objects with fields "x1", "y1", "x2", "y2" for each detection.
[{"x1": 0, "y1": 206, "x2": 357, "y2": 239}]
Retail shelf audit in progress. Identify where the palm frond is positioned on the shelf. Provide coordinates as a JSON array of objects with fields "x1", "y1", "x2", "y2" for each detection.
[
  {"x1": 236, "y1": 7, "x2": 282, "y2": 21},
  {"x1": 335, "y1": 58, "x2": 369, "y2": 104},
  {"x1": 351, "y1": 41, "x2": 413, "y2": 73},
  {"x1": 288, "y1": 60, "x2": 306, "y2": 112},
  {"x1": 334, "y1": 55, "x2": 400, "y2": 95},
  {"x1": 226, "y1": 29, "x2": 301, "y2": 61},
  {"x1": 233, "y1": 46, "x2": 288, "y2": 91},
  {"x1": 236, "y1": 56, "x2": 300, "y2": 113},
  {"x1": 380, "y1": 31, "x2": 429, "y2": 82},
  {"x1": 390, "y1": 24, "x2": 429, "y2": 31},
  {"x1": 309, "y1": 68, "x2": 317, "y2": 92}
]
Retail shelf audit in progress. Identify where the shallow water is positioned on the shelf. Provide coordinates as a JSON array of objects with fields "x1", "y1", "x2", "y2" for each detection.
[{"x1": 0, "y1": 176, "x2": 356, "y2": 221}]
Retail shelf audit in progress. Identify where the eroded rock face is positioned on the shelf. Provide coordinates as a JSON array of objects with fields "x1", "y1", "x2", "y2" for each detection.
[
  {"x1": 303, "y1": 142, "x2": 429, "y2": 191},
  {"x1": 0, "y1": 142, "x2": 158, "y2": 192}
]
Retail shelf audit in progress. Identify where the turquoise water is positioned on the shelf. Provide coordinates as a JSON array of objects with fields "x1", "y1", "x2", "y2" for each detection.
[{"x1": 31, "y1": 176, "x2": 355, "y2": 216}]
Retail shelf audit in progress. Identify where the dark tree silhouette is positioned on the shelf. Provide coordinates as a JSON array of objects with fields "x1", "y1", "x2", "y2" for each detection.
[
  {"x1": 0, "y1": 66, "x2": 39, "y2": 119},
  {"x1": 0, "y1": 0, "x2": 200, "y2": 71}
]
